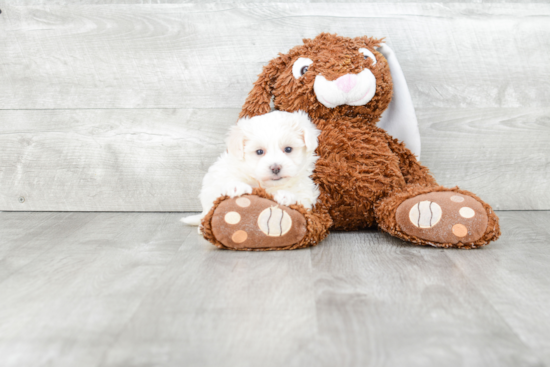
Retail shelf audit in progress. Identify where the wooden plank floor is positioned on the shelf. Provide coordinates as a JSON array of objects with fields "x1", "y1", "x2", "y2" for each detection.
[{"x1": 0, "y1": 211, "x2": 548, "y2": 367}]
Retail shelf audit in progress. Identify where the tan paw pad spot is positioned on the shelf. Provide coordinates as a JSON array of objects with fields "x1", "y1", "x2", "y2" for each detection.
[
  {"x1": 231, "y1": 230, "x2": 248, "y2": 243},
  {"x1": 258, "y1": 206, "x2": 292, "y2": 237},
  {"x1": 452, "y1": 224, "x2": 468, "y2": 237},
  {"x1": 236, "y1": 197, "x2": 251, "y2": 208},
  {"x1": 409, "y1": 201, "x2": 442, "y2": 228},
  {"x1": 459, "y1": 207, "x2": 475, "y2": 219},
  {"x1": 450, "y1": 195, "x2": 465, "y2": 203},
  {"x1": 224, "y1": 211, "x2": 241, "y2": 224}
]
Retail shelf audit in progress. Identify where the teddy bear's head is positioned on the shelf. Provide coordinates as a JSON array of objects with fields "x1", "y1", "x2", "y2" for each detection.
[{"x1": 240, "y1": 33, "x2": 393, "y2": 123}]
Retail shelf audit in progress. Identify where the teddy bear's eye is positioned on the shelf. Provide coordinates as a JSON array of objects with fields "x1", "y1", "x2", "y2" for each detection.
[
  {"x1": 256, "y1": 149, "x2": 264, "y2": 155},
  {"x1": 359, "y1": 48, "x2": 377, "y2": 65},
  {"x1": 292, "y1": 57, "x2": 313, "y2": 79},
  {"x1": 284, "y1": 147, "x2": 293, "y2": 153}
]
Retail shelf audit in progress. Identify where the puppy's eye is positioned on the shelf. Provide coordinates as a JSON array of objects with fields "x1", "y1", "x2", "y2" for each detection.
[
  {"x1": 359, "y1": 48, "x2": 377, "y2": 65},
  {"x1": 284, "y1": 147, "x2": 292, "y2": 153},
  {"x1": 256, "y1": 149, "x2": 264, "y2": 155},
  {"x1": 292, "y1": 57, "x2": 313, "y2": 79}
]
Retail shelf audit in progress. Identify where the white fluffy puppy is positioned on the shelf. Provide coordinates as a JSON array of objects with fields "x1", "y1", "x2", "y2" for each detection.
[{"x1": 182, "y1": 110, "x2": 320, "y2": 226}]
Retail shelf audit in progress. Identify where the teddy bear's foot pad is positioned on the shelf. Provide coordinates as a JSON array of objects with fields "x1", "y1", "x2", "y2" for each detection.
[
  {"x1": 395, "y1": 191, "x2": 488, "y2": 245},
  {"x1": 210, "y1": 195, "x2": 307, "y2": 250}
]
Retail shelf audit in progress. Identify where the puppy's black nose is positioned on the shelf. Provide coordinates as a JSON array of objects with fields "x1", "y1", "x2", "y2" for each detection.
[{"x1": 270, "y1": 164, "x2": 281, "y2": 175}]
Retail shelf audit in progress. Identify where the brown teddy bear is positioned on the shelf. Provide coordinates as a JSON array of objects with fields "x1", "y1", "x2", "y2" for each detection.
[{"x1": 200, "y1": 33, "x2": 500, "y2": 251}]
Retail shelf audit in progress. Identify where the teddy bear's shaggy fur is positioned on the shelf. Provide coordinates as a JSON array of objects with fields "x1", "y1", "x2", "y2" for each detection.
[{"x1": 201, "y1": 33, "x2": 500, "y2": 250}]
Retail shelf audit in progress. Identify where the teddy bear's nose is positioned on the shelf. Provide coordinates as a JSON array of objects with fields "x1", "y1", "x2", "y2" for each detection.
[{"x1": 335, "y1": 74, "x2": 358, "y2": 93}]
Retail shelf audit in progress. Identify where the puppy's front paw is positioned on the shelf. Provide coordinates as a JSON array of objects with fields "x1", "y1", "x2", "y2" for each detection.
[
  {"x1": 274, "y1": 190, "x2": 297, "y2": 207},
  {"x1": 222, "y1": 182, "x2": 253, "y2": 198}
]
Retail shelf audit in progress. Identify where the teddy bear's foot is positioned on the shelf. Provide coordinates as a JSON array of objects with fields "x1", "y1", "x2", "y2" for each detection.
[
  {"x1": 202, "y1": 194, "x2": 306, "y2": 250},
  {"x1": 201, "y1": 189, "x2": 333, "y2": 251},
  {"x1": 377, "y1": 187, "x2": 500, "y2": 248},
  {"x1": 396, "y1": 191, "x2": 489, "y2": 245}
]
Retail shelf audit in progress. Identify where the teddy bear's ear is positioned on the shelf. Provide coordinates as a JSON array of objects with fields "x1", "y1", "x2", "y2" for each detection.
[
  {"x1": 239, "y1": 55, "x2": 287, "y2": 119},
  {"x1": 376, "y1": 44, "x2": 422, "y2": 159}
]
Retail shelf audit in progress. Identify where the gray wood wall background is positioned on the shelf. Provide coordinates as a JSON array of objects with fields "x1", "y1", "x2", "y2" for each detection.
[{"x1": 0, "y1": 2, "x2": 548, "y2": 211}]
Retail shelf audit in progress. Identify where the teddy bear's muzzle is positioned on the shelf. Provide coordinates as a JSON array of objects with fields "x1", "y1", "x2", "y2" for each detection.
[{"x1": 313, "y1": 69, "x2": 376, "y2": 108}]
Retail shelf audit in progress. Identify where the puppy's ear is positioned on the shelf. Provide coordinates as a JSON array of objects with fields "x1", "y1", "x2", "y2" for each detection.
[
  {"x1": 226, "y1": 124, "x2": 246, "y2": 160},
  {"x1": 294, "y1": 111, "x2": 319, "y2": 153},
  {"x1": 239, "y1": 55, "x2": 288, "y2": 119}
]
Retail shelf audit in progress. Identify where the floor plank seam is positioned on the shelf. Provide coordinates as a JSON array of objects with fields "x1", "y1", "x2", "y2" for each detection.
[{"x1": 94, "y1": 224, "x2": 195, "y2": 367}]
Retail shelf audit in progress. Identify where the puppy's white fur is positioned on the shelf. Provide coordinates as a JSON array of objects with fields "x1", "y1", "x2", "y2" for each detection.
[{"x1": 182, "y1": 110, "x2": 320, "y2": 226}]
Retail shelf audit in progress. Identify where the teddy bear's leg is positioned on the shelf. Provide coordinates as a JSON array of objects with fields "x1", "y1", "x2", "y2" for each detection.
[
  {"x1": 200, "y1": 188, "x2": 332, "y2": 251},
  {"x1": 375, "y1": 185, "x2": 500, "y2": 248},
  {"x1": 380, "y1": 131, "x2": 439, "y2": 187}
]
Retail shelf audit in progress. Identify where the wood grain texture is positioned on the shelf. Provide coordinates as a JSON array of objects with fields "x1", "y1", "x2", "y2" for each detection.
[
  {"x1": 0, "y1": 211, "x2": 548, "y2": 366},
  {"x1": 0, "y1": 108, "x2": 239, "y2": 211},
  {"x1": 1, "y1": 107, "x2": 548, "y2": 211},
  {"x1": 3, "y1": 0, "x2": 548, "y2": 4},
  {"x1": 419, "y1": 107, "x2": 550, "y2": 210},
  {"x1": 0, "y1": 212, "x2": 192, "y2": 367},
  {"x1": 101, "y1": 227, "x2": 316, "y2": 367},
  {"x1": 295, "y1": 211, "x2": 550, "y2": 367},
  {"x1": 299, "y1": 232, "x2": 540, "y2": 367},
  {"x1": 446, "y1": 211, "x2": 550, "y2": 364},
  {"x1": 1, "y1": 4, "x2": 549, "y2": 109},
  {"x1": 0, "y1": 3, "x2": 548, "y2": 211}
]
